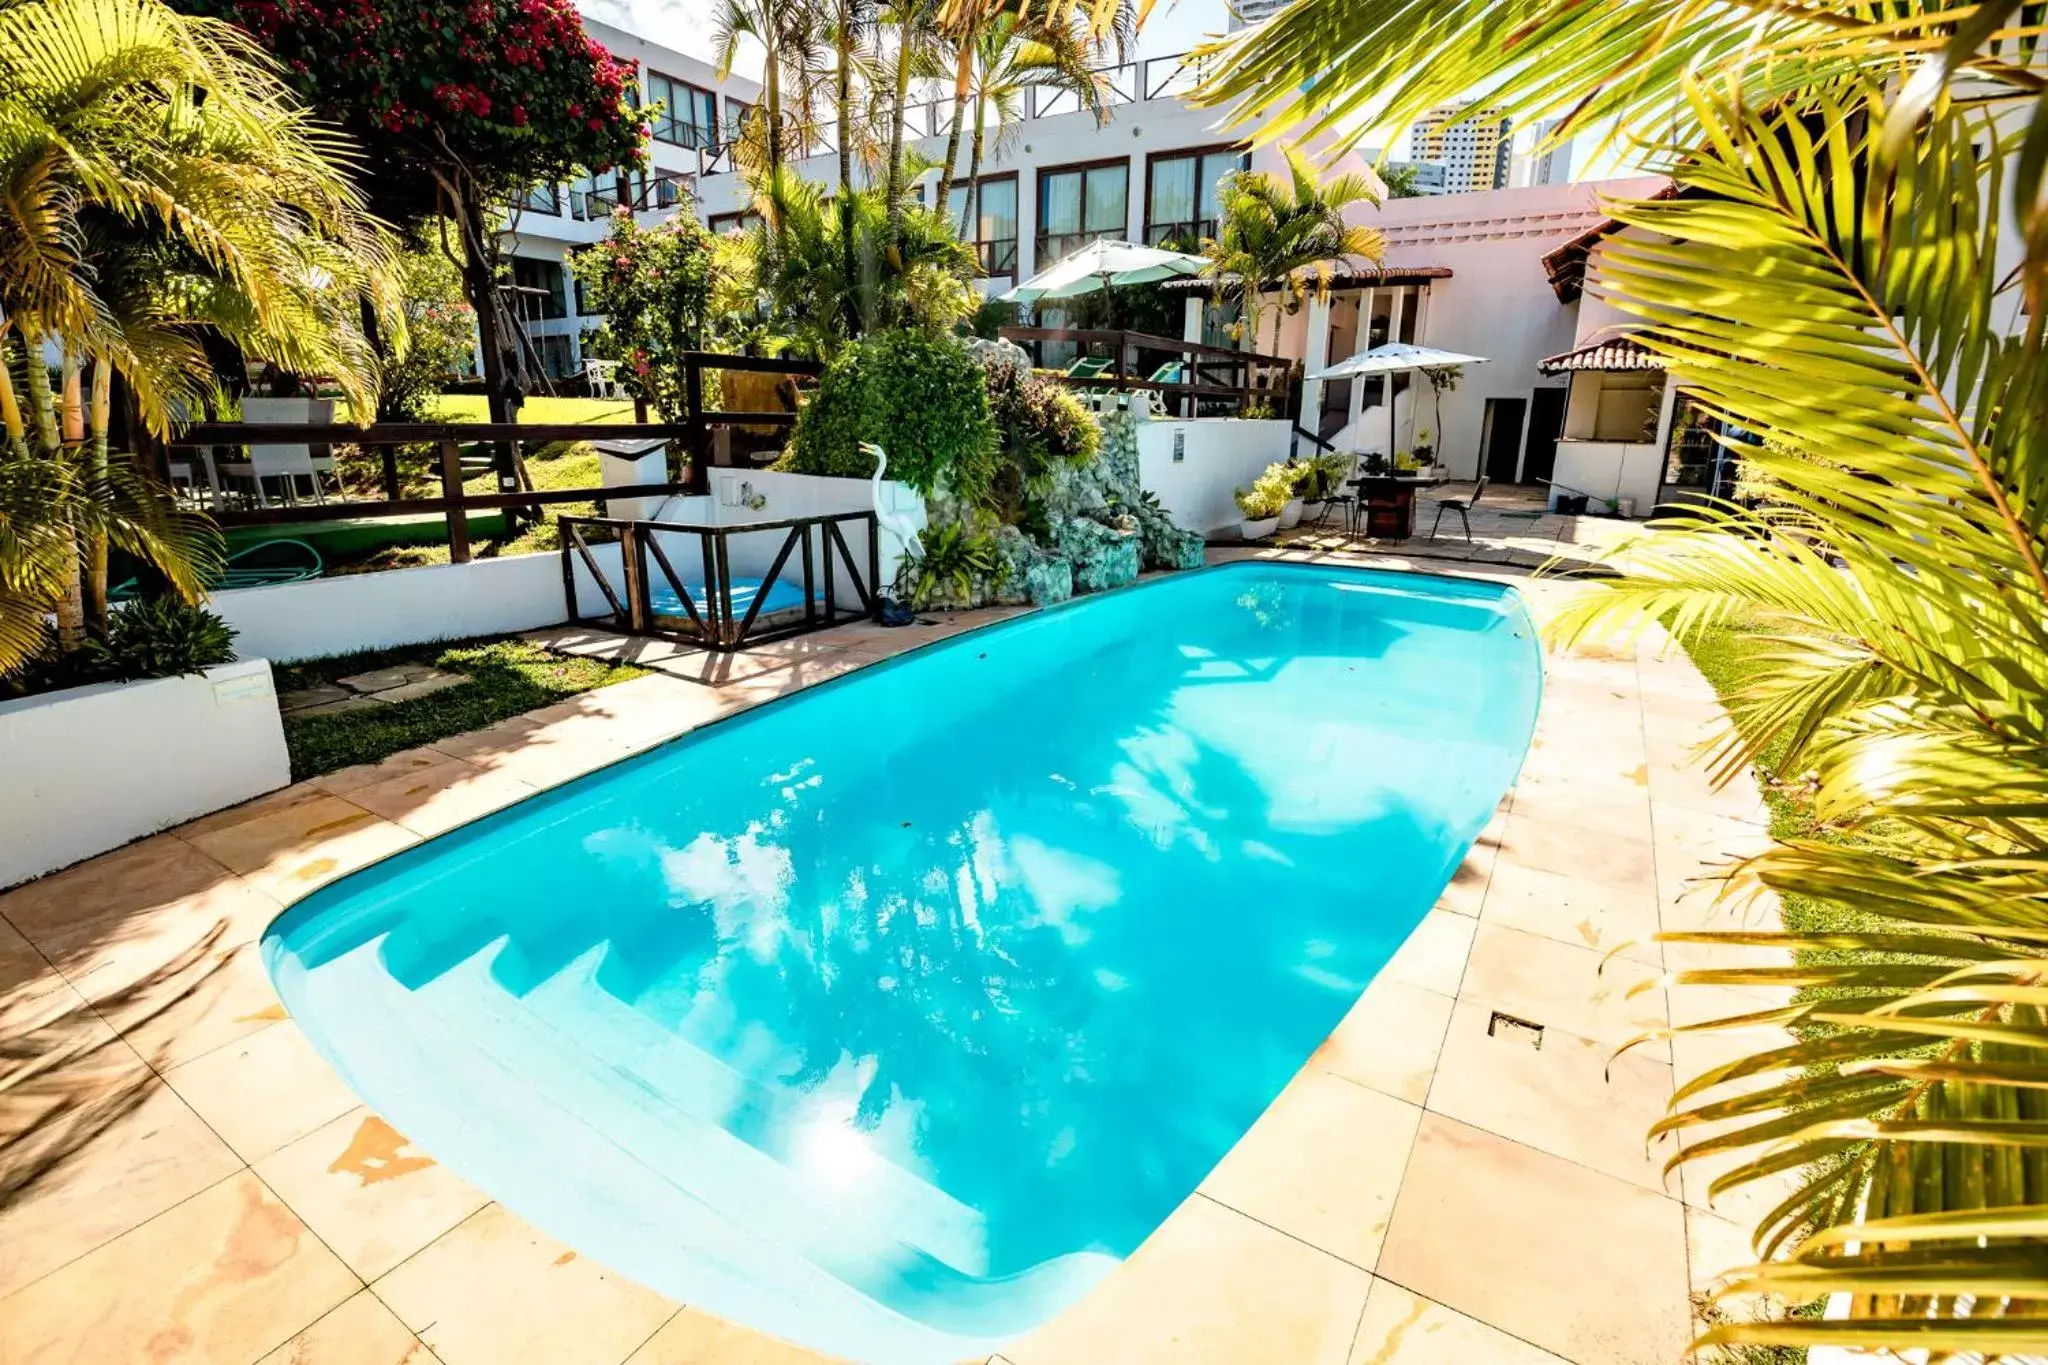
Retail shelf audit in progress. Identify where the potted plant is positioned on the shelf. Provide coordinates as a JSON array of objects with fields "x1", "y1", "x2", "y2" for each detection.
[
  {"x1": 1412, "y1": 427, "x2": 1435, "y2": 466},
  {"x1": 1235, "y1": 465, "x2": 1295, "y2": 539},
  {"x1": 1290, "y1": 461, "x2": 1326, "y2": 522}
]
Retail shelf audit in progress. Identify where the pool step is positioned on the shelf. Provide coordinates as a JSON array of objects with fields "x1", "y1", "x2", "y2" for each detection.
[
  {"x1": 406, "y1": 942, "x2": 1056, "y2": 1322},
  {"x1": 514, "y1": 953, "x2": 997, "y2": 1279}
]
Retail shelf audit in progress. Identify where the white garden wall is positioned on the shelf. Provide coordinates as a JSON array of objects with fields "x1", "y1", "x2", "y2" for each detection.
[
  {"x1": 212, "y1": 541, "x2": 628, "y2": 664},
  {"x1": 1136, "y1": 419, "x2": 1295, "y2": 537},
  {"x1": 0, "y1": 660, "x2": 290, "y2": 888}
]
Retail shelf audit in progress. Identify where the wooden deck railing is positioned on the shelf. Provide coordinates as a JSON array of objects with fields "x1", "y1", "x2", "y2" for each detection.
[{"x1": 996, "y1": 327, "x2": 1300, "y2": 420}]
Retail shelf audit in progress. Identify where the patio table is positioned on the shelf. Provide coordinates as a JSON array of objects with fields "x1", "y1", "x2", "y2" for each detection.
[{"x1": 1348, "y1": 472, "x2": 1450, "y2": 539}]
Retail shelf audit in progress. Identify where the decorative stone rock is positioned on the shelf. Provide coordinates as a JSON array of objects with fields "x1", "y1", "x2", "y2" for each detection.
[
  {"x1": 1057, "y1": 514, "x2": 1141, "y2": 594},
  {"x1": 988, "y1": 525, "x2": 1073, "y2": 607}
]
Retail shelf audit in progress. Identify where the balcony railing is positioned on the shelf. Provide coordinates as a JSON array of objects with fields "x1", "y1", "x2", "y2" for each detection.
[
  {"x1": 1036, "y1": 227, "x2": 1123, "y2": 265},
  {"x1": 972, "y1": 237, "x2": 1020, "y2": 278},
  {"x1": 1144, "y1": 219, "x2": 1216, "y2": 250}
]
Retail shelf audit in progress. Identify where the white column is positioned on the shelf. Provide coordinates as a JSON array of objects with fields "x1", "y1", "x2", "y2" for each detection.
[
  {"x1": 1300, "y1": 295, "x2": 1332, "y2": 432},
  {"x1": 1386, "y1": 287, "x2": 1409, "y2": 453},
  {"x1": 1183, "y1": 296, "x2": 1204, "y2": 344},
  {"x1": 1413, "y1": 283, "x2": 1432, "y2": 347},
  {"x1": 1346, "y1": 287, "x2": 1377, "y2": 444}
]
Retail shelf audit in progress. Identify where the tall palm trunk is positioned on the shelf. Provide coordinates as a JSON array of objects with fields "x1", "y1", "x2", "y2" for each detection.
[
  {"x1": 958, "y1": 100, "x2": 985, "y2": 239},
  {"x1": 934, "y1": 19, "x2": 976, "y2": 214},
  {"x1": 85, "y1": 361, "x2": 111, "y2": 635},
  {"x1": 21, "y1": 346, "x2": 84, "y2": 652},
  {"x1": 882, "y1": 20, "x2": 916, "y2": 243},
  {"x1": 835, "y1": 3, "x2": 861, "y2": 335}
]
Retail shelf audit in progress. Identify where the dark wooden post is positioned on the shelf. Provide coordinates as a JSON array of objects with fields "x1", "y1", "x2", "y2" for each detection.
[
  {"x1": 683, "y1": 355, "x2": 708, "y2": 494},
  {"x1": 619, "y1": 524, "x2": 647, "y2": 634},
  {"x1": 438, "y1": 439, "x2": 471, "y2": 563},
  {"x1": 380, "y1": 448, "x2": 401, "y2": 502}
]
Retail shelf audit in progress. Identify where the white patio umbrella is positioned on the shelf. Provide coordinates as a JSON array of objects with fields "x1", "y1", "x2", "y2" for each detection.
[
  {"x1": 996, "y1": 239, "x2": 1208, "y2": 306},
  {"x1": 1307, "y1": 344, "x2": 1489, "y2": 467}
]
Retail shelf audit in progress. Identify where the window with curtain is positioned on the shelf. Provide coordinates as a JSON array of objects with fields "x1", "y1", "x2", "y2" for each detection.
[
  {"x1": 1037, "y1": 162, "x2": 1127, "y2": 263},
  {"x1": 1145, "y1": 148, "x2": 1247, "y2": 247},
  {"x1": 945, "y1": 176, "x2": 1019, "y2": 276},
  {"x1": 647, "y1": 71, "x2": 718, "y2": 148}
]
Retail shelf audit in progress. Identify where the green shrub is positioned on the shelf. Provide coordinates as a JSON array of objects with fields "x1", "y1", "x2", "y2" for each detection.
[
  {"x1": 897, "y1": 522, "x2": 1002, "y2": 609},
  {"x1": 82, "y1": 598, "x2": 237, "y2": 682},
  {"x1": 780, "y1": 330, "x2": 996, "y2": 496},
  {"x1": 981, "y1": 356, "x2": 1100, "y2": 522}
]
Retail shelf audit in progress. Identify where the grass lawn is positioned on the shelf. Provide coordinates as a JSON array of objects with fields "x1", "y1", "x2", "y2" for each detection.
[
  {"x1": 325, "y1": 440, "x2": 618, "y2": 573},
  {"x1": 425, "y1": 394, "x2": 641, "y2": 426},
  {"x1": 277, "y1": 637, "x2": 646, "y2": 780}
]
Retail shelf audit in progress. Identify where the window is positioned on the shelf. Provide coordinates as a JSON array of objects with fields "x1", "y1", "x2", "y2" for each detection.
[
  {"x1": 518, "y1": 182, "x2": 561, "y2": 216},
  {"x1": 708, "y1": 209, "x2": 762, "y2": 235},
  {"x1": 569, "y1": 172, "x2": 611, "y2": 220},
  {"x1": 1037, "y1": 160, "x2": 1127, "y2": 264},
  {"x1": 508, "y1": 258, "x2": 566, "y2": 320},
  {"x1": 723, "y1": 97, "x2": 753, "y2": 145},
  {"x1": 646, "y1": 70, "x2": 718, "y2": 149},
  {"x1": 534, "y1": 334, "x2": 576, "y2": 380},
  {"x1": 1145, "y1": 147, "x2": 1247, "y2": 247},
  {"x1": 944, "y1": 174, "x2": 1019, "y2": 277},
  {"x1": 573, "y1": 275, "x2": 591, "y2": 317}
]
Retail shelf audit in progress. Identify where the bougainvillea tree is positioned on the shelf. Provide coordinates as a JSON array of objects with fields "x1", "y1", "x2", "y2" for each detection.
[{"x1": 172, "y1": 0, "x2": 648, "y2": 421}]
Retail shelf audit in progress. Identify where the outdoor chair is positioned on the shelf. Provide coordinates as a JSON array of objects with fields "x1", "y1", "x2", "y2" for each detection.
[
  {"x1": 1429, "y1": 476, "x2": 1489, "y2": 542},
  {"x1": 1064, "y1": 356, "x2": 1112, "y2": 380},
  {"x1": 1314, "y1": 452, "x2": 1361, "y2": 530}
]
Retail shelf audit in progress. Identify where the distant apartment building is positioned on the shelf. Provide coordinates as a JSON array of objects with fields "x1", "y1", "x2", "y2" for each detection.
[
  {"x1": 1510, "y1": 120, "x2": 1574, "y2": 187},
  {"x1": 1227, "y1": 0, "x2": 1290, "y2": 27},
  {"x1": 1408, "y1": 103, "x2": 1512, "y2": 194}
]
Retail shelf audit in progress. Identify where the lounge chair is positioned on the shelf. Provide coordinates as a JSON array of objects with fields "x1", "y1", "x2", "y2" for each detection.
[{"x1": 1064, "y1": 356, "x2": 1113, "y2": 380}]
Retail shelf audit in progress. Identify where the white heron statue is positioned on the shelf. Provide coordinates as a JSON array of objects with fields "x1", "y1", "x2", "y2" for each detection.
[{"x1": 860, "y1": 441, "x2": 922, "y2": 563}]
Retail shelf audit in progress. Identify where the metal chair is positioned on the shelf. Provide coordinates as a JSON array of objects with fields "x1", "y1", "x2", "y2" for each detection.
[{"x1": 1429, "y1": 476, "x2": 1489, "y2": 542}]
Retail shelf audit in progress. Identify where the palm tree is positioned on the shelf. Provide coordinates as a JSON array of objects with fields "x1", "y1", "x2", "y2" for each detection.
[
  {"x1": 876, "y1": 0, "x2": 941, "y2": 243},
  {"x1": 715, "y1": 0, "x2": 826, "y2": 219},
  {"x1": 0, "y1": 0, "x2": 396, "y2": 669},
  {"x1": 1198, "y1": 0, "x2": 2048, "y2": 1354},
  {"x1": 937, "y1": 9, "x2": 1111, "y2": 239},
  {"x1": 1201, "y1": 149, "x2": 1383, "y2": 357}
]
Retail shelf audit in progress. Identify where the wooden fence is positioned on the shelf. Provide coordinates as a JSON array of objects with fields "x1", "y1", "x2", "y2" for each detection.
[
  {"x1": 163, "y1": 353, "x2": 821, "y2": 563},
  {"x1": 997, "y1": 327, "x2": 1301, "y2": 421}
]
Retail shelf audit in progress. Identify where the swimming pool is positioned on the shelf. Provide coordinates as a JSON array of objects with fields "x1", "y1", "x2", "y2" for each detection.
[{"x1": 265, "y1": 562, "x2": 1542, "y2": 1362}]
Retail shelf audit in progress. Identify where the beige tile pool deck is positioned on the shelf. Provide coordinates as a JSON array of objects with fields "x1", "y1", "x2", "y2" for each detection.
[{"x1": 0, "y1": 550, "x2": 1786, "y2": 1365}]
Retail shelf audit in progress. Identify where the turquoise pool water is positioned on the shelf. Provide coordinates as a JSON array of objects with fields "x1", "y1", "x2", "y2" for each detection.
[{"x1": 265, "y1": 563, "x2": 1542, "y2": 1362}]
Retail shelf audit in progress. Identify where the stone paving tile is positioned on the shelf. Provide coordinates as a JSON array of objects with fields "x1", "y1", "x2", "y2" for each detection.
[
  {"x1": 1311, "y1": 976, "x2": 1455, "y2": 1106},
  {"x1": 164, "y1": 1019, "x2": 364, "y2": 1163},
  {"x1": 1479, "y1": 861, "x2": 1663, "y2": 968},
  {"x1": 1347, "y1": 1279, "x2": 1568, "y2": 1364},
  {"x1": 254, "y1": 1107, "x2": 490, "y2": 1281},
  {"x1": 1423, "y1": 1000, "x2": 1677, "y2": 1194},
  {"x1": 1002, "y1": 1195, "x2": 1372, "y2": 1365},
  {"x1": 342, "y1": 758, "x2": 541, "y2": 839},
  {"x1": 181, "y1": 794, "x2": 420, "y2": 902},
  {"x1": 0, "y1": 1171, "x2": 358, "y2": 1365},
  {"x1": 1376, "y1": 1114, "x2": 1692, "y2": 1365},
  {"x1": 1379, "y1": 909, "x2": 1475, "y2": 997},
  {"x1": 0, "y1": 1049, "x2": 243, "y2": 1298},
  {"x1": 373, "y1": 1203, "x2": 679, "y2": 1365},
  {"x1": 253, "y1": 1288, "x2": 435, "y2": 1365},
  {"x1": 623, "y1": 1306, "x2": 838, "y2": 1364},
  {"x1": 1199, "y1": 1071, "x2": 1423, "y2": 1271},
  {"x1": 1460, "y1": 922, "x2": 1669, "y2": 1055}
]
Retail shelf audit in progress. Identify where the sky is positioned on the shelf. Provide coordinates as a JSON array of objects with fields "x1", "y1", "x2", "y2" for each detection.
[{"x1": 571, "y1": 0, "x2": 1636, "y2": 180}]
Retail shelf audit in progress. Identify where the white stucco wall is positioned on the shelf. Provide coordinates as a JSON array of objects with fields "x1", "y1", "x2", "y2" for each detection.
[
  {"x1": 1367, "y1": 178, "x2": 1668, "y2": 480},
  {"x1": 1137, "y1": 418, "x2": 1294, "y2": 535},
  {"x1": 0, "y1": 660, "x2": 290, "y2": 888},
  {"x1": 212, "y1": 543, "x2": 630, "y2": 664}
]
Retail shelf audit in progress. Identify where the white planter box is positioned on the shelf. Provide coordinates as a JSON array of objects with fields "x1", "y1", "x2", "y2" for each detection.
[{"x1": 0, "y1": 660, "x2": 290, "y2": 888}]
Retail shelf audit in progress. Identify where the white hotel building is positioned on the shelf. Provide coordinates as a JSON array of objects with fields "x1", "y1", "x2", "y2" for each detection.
[{"x1": 506, "y1": 22, "x2": 1707, "y2": 513}]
